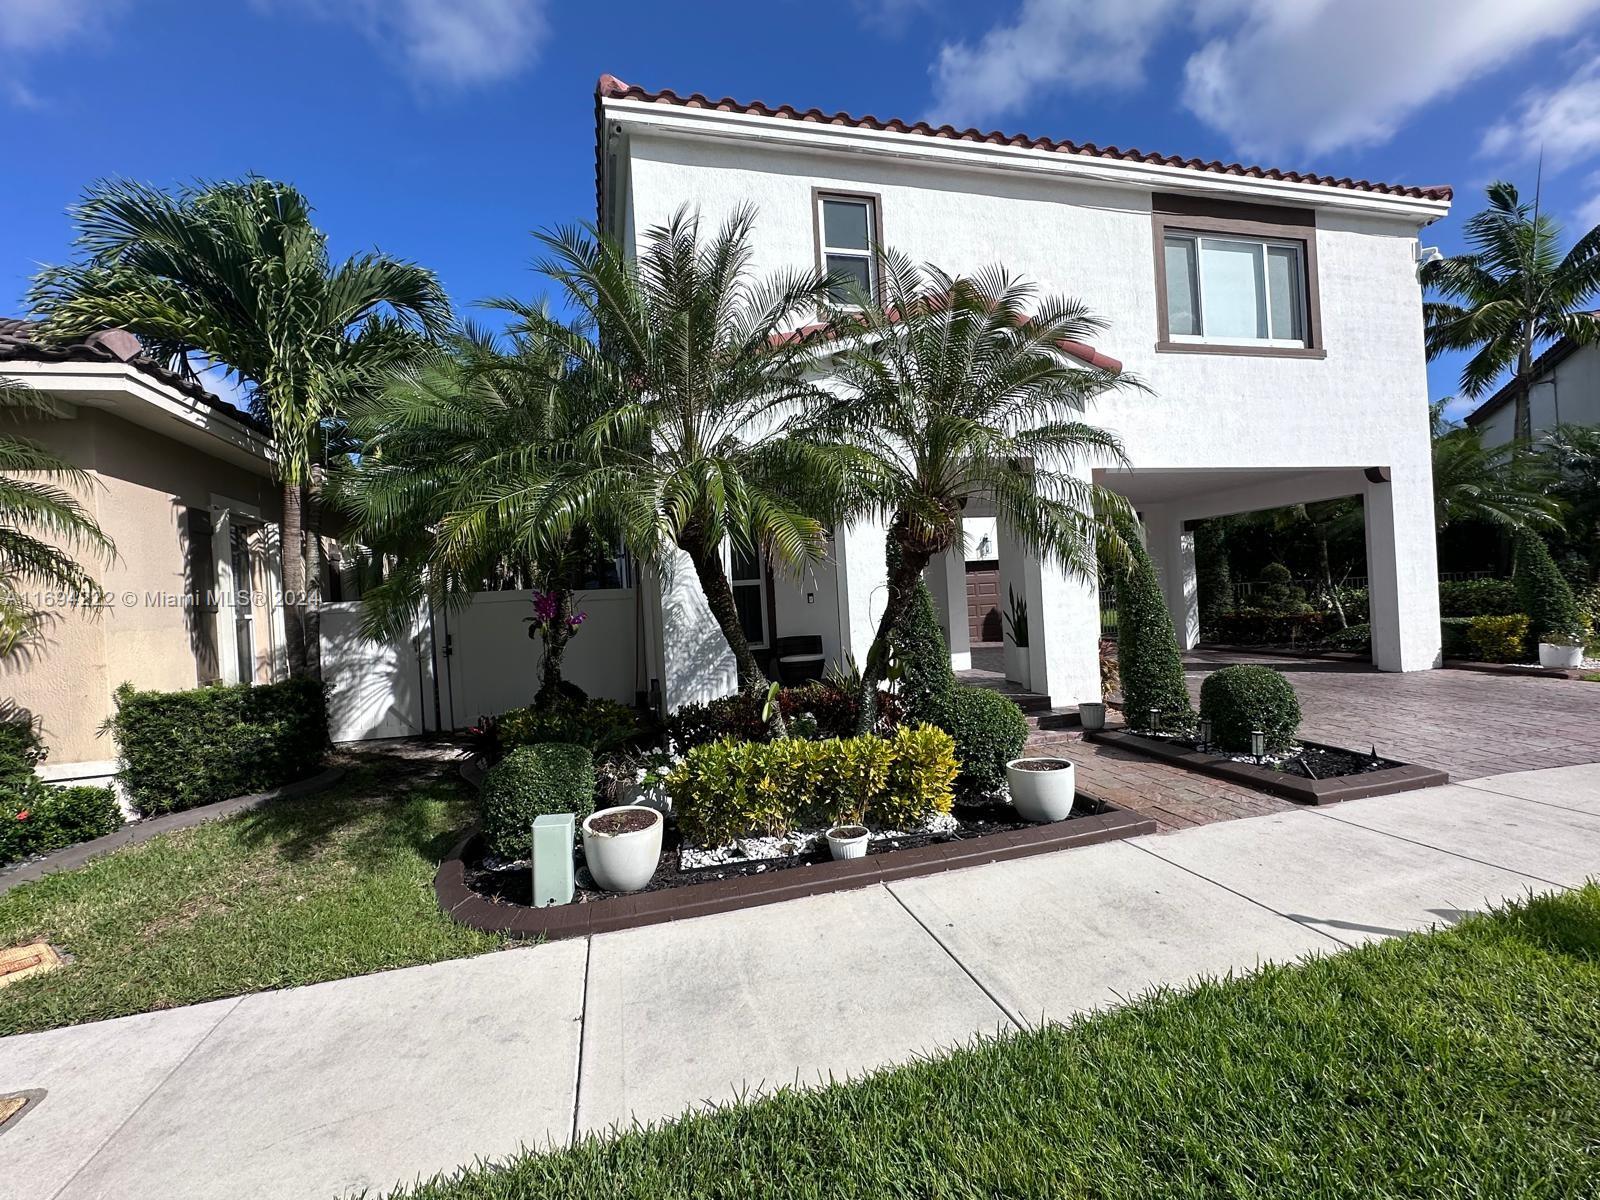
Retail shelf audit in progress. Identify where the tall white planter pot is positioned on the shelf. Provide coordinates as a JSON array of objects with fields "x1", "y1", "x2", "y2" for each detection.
[
  {"x1": 1004, "y1": 639, "x2": 1032, "y2": 690},
  {"x1": 1538, "y1": 642, "x2": 1584, "y2": 669},
  {"x1": 581, "y1": 805, "x2": 663, "y2": 893},
  {"x1": 1005, "y1": 758, "x2": 1077, "y2": 822}
]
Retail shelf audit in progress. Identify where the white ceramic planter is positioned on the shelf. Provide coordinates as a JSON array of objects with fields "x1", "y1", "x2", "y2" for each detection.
[
  {"x1": 581, "y1": 805, "x2": 663, "y2": 893},
  {"x1": 826, "y1": 824, "x2": 869, "y2": 860},
  {"x1": 1078, "y1": 701, "x2": 1106, "y2": 731},
  {"x1": 1005, "y1": 758, "x2": 1077, "y2": 822},
  {"x1": 1003, "y1": 639, "x2": 1032, "y2": 690},
  {"x1": 1539, "y1": 642, "x2": 1584, "y2": 669}
]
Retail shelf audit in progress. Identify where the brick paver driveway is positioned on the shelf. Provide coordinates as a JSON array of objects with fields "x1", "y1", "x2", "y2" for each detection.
[{"x1": 1184, "y1": 650, "x2": 1600, "y2": 781}]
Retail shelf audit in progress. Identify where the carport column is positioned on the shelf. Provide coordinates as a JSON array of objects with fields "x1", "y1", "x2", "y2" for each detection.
[
  {"x1": 1365, "y1": 466, "x2": 1442, "y2": 671},
  {"x1": 1030, "y1": 547, "x2": 1103, "y2": 708},
  {"x1": 1142, "y1": 505, "x2": 1200, "y2": 651},
  {"x1": 924, "y1": 540, "x2": 971, "y2": 672},
  {"x1": 833, "y1": 515, "x2": 889, "y2": 671}
]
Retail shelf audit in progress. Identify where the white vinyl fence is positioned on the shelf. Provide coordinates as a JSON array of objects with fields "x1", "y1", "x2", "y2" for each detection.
[{"x1": 321, "y1": 587, "x2": 642, "y2": 743}]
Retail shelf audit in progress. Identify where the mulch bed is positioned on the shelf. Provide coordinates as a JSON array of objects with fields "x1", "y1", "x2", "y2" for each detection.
[{"x1": 464, "y1": 794, "x2": 1111, "y2": 908}]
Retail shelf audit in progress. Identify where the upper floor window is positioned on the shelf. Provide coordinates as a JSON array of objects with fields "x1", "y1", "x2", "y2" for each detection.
[
  {"x1": 1163, "y1": 233, "x2": 1307, "y2": 347},
  {"x1": 1152, "y1": 194, "x2": 1323, "y2": 358},
  {"x1": 816, "y1": 192, "x2": 879, "y2": 302}
]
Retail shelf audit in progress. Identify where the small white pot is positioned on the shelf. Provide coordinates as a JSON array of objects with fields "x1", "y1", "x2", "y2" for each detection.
[
  {"x1": 1539, "y1": 642, "x2": 1584, "y2": 669},
  {"x1": 581, "y1": 805, "x2": 663, "y2": 893},
  {"x1": 1078, "y1": 701, "x2": 1106, "y2": 731},
  {"x1": 1005, "y1": 758, "x2": 1077, "y2": 822},
  {"x1": 826, "y1": 824, "x2": 869, "y2": 860}
]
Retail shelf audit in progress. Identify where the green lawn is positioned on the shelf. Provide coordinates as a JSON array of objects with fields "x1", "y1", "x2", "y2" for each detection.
[
  {"x1": 391, "y1": 885, "x2": 1600, "y2": 1200},
  {"x1": 0, "y1": 751, "x2": 503, "y2": 1035}
]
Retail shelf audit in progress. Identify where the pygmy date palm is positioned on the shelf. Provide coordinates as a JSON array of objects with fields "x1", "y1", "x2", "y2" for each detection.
[
  {"x1": 29, "y1": 178, "x2": 451, "y2": 677},
  {"x1": 800, "y1": 251, "x2": 1140, "y2": 730}
]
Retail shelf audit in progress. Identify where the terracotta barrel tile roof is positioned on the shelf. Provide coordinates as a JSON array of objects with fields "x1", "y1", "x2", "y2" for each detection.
[
  {"x1": 596, "y1": 75, "x2": 1452, "y2": 208},
  {"x1": 0, "y1": 318, "x2": 269, "y2": 435}
]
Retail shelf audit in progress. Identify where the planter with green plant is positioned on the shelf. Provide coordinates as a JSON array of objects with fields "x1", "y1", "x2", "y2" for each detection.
[{"x1": 1002, "y1": 585, "x2": 1030, "y2": 690}]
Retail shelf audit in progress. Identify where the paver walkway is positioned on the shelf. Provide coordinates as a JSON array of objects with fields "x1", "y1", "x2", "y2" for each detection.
[{"x1": 5, "y1": 763, "x2": 1598, "y2": 1200}]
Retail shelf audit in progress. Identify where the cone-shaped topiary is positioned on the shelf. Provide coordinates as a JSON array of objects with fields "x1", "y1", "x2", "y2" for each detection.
[
  {"x1": 1514, "y1": 528, "x2": 1586, "y2": 645},
  {"x1": 890, "y1": 576, "x2": 956, "y2": 721},
  {"x1": 1105, "y1": 514, "x2": 1193, "y2": 729},
  {"x1": 1199, "y1": 665, "x2": 1301, "y2": 754}
]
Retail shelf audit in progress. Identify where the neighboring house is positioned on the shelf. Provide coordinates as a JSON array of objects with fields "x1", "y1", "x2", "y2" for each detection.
[
  {"x1": 593, "y1": 75, "x2": 1450, "y2": 712},
  {"x1": 1464, "y1": 313, "x2": 1600, "y2": 444},
  {"x1": 0, "y1": 320, "x2": 286, "y2": 783}
]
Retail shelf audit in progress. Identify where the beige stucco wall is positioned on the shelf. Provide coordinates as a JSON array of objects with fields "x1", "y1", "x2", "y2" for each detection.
[{"x1": 0, "y1": 405, "x2": 280, "y2": 764}]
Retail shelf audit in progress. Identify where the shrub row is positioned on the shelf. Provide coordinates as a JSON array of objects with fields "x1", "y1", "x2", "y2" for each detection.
[
  {"x1": 664, "y1": 683, "x2": 900, "y2": 752},
  {"x1": 1466, "y1": 614, "x2": 1531, "y2": 664},
  {"x1": 498, "y1": 696, "x2": 646, "y2": 755},
  {"x1": 1205, "y1": 611, "x2": 1329, "y2": 647},
  {"x1": 1199, "y1": 665, "x2": 1301, "y2": 754},
  {"x1": 1438, "y1": 578, "x2": 1521, "y2": 618},
  {"x1": 480, "y1": 742, "x2": 597, "y2": 860},
  {"x1": 0, "y1": 779, "x2": 122, "y2": 867},
  {"x1": 110, "y1": 678, "x2": 328, "y2": 815},
  {"x1": 669, "y1": 724, "x2": 958, "y2": 847}
]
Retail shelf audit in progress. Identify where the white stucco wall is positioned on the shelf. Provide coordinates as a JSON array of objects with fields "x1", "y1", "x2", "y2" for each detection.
[
  {"x1": 614, "y1": 107, "x2": 1444, "y2": 692},
  {"x1": 1474, "y1": 341, "x2": 1600, "y2": 446}
]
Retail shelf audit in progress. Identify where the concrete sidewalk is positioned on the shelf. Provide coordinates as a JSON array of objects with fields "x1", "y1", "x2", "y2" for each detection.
[{"x1": 5, "y1": 763, "x2": 1599, "y2": 1199}]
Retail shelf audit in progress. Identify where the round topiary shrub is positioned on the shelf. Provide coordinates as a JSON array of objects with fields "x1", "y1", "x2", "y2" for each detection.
[
  {"x1": 1199, "y1": 665, "x2": 1301, "y2": 754},
  {"x1": 481, "y1": 742, "x2": 596, "y2": 860},
  {"x1": 928, "y1": 684, "x2": 1027, "y2": 797}
]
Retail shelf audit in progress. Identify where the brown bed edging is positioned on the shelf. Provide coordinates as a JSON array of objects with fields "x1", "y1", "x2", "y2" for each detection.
[
  {"x1": 435, "y1": 799, "x2": 1156, "y2": 940},
  {"x1": 1088, "y1": 728, "x2": 1446, "y2": 804},
  {"x1": 1441, "y1": 658, "x2": 1588, "y2": 681}
]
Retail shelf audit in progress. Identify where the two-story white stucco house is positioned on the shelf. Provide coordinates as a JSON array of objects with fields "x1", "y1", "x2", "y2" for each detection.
[{"x1": 594, "y1": 75, "x2": 1450, "y2": 714}]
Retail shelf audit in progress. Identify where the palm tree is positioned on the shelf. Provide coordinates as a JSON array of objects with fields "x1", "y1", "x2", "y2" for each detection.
[
  {"x1": 335, "y1": 317, "x2": 616, "y2": 706},
  {"x1": 1422, "y1": 181, "x2": 1600, "y2": 442},
  {"x1": 535, "y1": 206, "x2": 843, "y2": 696},
  {"x1": 28, "y1": 178, "x2": 451, "y2": 678},
  {"x1": 0, "y1": 382, "x2": 115, "y2": 654},
  {"x1": 799, "y1": 252, "x2": 1139, "y2": 730},
  {"x1": 1429, "y1": 401, "x2": 1560, "y2": 532}
]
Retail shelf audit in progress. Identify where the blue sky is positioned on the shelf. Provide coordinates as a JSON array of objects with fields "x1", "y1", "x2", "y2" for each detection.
[{"x1": 5, "y1": 0, "x2": 1600, "y2": 419}]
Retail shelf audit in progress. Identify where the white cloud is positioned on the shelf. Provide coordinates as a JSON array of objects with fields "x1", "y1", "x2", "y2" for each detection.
[
  {"x1": 260, "y1": 0, "x2": 548, "y2": 88},
  {"x1": 0, "y1": 0, "x2": 105, "y2": 50},
  {"x1": 1577, "y1": 171, "x2": 1600, "y2": 235},
  {"x1": 852, "y1": 0, "x2": 934, "y2": 36},
  {"x1": 929, "y1": 0, "x2": 1600, "y2": 158},
  {"x1": 1480, "y1": 52, "x2": 1600, "y2": 171}
]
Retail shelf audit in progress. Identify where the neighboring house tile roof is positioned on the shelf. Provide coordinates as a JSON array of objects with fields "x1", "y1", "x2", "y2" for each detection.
[
  {"x1": 1463, "y1": 311, "x2": 1600, "y2": 428},
  {"x1": 595, "y1": 75, "x2": 1454, "y2": 217},
  {"x1": 0, "y1": 318, "x2": 270, "y2": 436}
]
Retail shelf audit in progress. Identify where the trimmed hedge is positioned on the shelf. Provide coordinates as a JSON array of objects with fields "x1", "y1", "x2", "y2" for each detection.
[
  {"x1": 1440, "y1": 617, "x2": 1474, "y2": 660},
  {"x1": 1207, "y1": 611, "x2": 1329, "y2": 647},
  {"x1": 927, "y1": 684, "x2": 1028, "y2": 799},
  {"x1": 1439, "y1": 578, "x2": 1521, "y2": 618},
  {"x1": 499, "y1": 697, "x2": 645, "y2": 754},
  {"x1": 1109, "y1": 517, "x2": 1192, "y2": 726},
  {"x1": 669, "y1": 724, "x2": 957, "y2": 847},
  {"x1": 0, "y1": 779, "x2": 122, "y2": 867},
  {"x1": 481, "y1": 743, "x2": 596, "y2": 860},
  {"x1": 1327, "y1": 623, "x2": 1371, "y2": 653},
  {"x1": 1467, "y1": 615, "x2": 1530, "y2": 664},
  {"x1": 1515, "y1": 529, "x2": 1586, "y2": 644},
  {"x1": 1199, "y1": 665, "x2": 1301, "y2": 754},
  {"x1": 110, "y1": 678, "x2": 328, "y2": 816}
]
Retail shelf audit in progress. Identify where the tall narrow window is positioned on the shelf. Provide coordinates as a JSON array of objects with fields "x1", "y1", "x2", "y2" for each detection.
[
  {"x1": 1162, "y1": 233, "x2": 1308, "y2": 347},
  {"x1": 817, "y1": 194, "x2": 878, "y2": 302},
  {"x1": 229, "y1": 524, "x2": 256, "y2": 684},
  {"x1": 729, "y1": 543, "x2": 768, "y2": 649}
]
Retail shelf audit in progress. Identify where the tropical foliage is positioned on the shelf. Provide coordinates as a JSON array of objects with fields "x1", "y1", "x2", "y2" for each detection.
[
  {"x1": 0, "y1": 381, "x2": 114, "y2": 653},
  {"x1": 1422, "y1": 180, "x2": 1600, "y2": 442},
  {"x1": 30, "y1": 178, "x2": 451, "y2": 676},
  {"x1": 797, "y1": 251, "x2": 1138, "y2": 728},
  {"x1": 1429, "y1": 402, "x2": 1559, "y2": 533}
]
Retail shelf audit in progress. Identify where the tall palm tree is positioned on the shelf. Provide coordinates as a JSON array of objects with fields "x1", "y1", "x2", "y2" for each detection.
[
  {"x1": 28, "y1": 178, "x2": 451, "y2": 677},
  {"x1": 0, "y1": 382, "x2": 115, "y2": 654},
  {"x1": 1422, "y1": 180, "x2": 1600, "y2": 442},
  {"x1": 1429, "y1": 401, "x2": 1560, "y2": 532},
  {"x1": 536, "y1": 207, "x2": 843, "y2": 696},
  {"x1": 799, "y1": 252, "x2": 1140, "y2": 730},
  {"x1": 335, "y1": 317, "x2": 616, "y2": 705}
]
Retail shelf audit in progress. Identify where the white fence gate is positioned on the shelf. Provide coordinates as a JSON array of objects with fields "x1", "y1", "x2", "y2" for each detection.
[{"x1": 321, "y1": 587, "x2": 642, "y2": 743}]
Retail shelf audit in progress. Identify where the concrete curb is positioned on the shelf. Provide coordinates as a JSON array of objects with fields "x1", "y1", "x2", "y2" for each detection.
[{"x1": 0, "y1": 766, "x2": 346, "y2": 896}]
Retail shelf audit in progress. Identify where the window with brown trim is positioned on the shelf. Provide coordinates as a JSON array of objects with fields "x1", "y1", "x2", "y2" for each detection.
[
  {"x1": 814, "y1": 191, "x2": 880, "y2": 302},
  {"x1": 1152, "y1": 194, "x2": 1324, "y2": 358}
]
